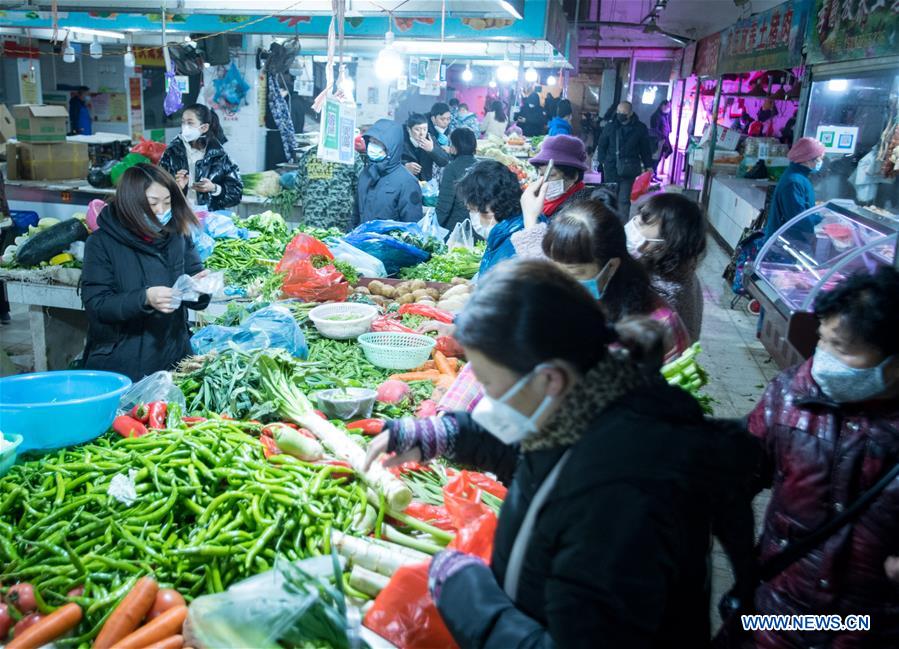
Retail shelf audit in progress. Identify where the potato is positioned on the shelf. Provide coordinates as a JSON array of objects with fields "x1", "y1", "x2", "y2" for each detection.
[
  {"x1": 397, "y1": 294, "x2": 415, "y2": 305},
  {"x1": 354, "y1": 286, "x2": 371, "y2": 295},
  {"x1": 396, "y1": 281, "x2": 413, "y2": 294},
  {"x1": 451, "y1": 277, "x2": 468, "y2": 286},
  {"x1": 367, "y1": 280, "x2": 385, "y2": 295},
  {"x1": 380, "y1": 285, "x2": 397, "y2": 299},
  {"x1": 425, "y1": 288, "x2": 440, "y2": 300},
  {"x1": 441, "y1": 284, "x2": 470, "y2": 299},
  {"x1": 416, "y1": 296, "x2": 435, "y2": 303},
  {"x1": 410, "y1": 280, "x2": 427, "y2": 291},
  {"x1": 370, "y1": 295, "x2": 388, "y2": 306},
  {"x1": 412, "y1": 289, "x2": 431, "y2": 299}
]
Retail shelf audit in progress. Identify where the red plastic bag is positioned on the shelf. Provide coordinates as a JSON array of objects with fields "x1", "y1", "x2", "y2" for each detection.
[
  {"x1": 434, "y1": 335, "x2": 464, "y2": 359},
  {"x1": 130, "y1": 137, "x2": 167, "y2": 165},
  {"x1": 364, "y1": 565, "x2": 459, "y2": 649},
  {"x1": 403, "y1": 502, "x2": 455, "y2": 531},
  {"x1": 444, "y1": 471, "x2": 497, "y2": 561},
  {"x1": 277, "y1": 234, "x2": 348, "y2": 302},
  {"x1": 371, "y1": 315, "x2": 416, "y2": 333},
  {"x1": 398, "y1": 303, "x2": 454, "y2": 324},
  {"x1": 630, "y1": 170, "x2": 653, "y2": 202}
]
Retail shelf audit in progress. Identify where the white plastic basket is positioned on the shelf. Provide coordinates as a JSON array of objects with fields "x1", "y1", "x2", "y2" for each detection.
[
  {"x1": 308, "y1": 303, "x2": 378, "y2": 340},
  {"x1": 357, "y1": 332, "x2": 436, "y2": 370}
]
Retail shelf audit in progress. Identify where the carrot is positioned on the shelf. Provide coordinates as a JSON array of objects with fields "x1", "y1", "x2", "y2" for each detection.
[
  {"x1": 139, "y1": 634, "x2": 184, "y2": 649},
  {"x1": 109, "y1": 605, "x2": 188, "y2": 649},
  {"x1": 389, "y1": 370, "x2": 441, "y2": 382},
  {"x1": 413, "y1": 360, "x2": 437, "y2": 371},
  {"x1": 6, "y1": 602, "x2": 82, "y2": 649},
  {"x1": 433, "y1": 351, "x2": 456, "y2": 377},
  {"x1": 94, "y1": 577, "x2": 159, "y2": 649}
]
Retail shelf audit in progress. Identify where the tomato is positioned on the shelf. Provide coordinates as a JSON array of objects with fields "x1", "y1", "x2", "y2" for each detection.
[
  {"x1": 146, "y1": 589, "x2": 186, "y2": 622},
  {"x1": 0, "y1": 603, "x2": 12, "y2": 640},
  {"x1": 6, "y1": 583, "x2": 36, "y2": 614},
  {"x1": 13, "y1": 613, "x2": 43, "y2": 638}
]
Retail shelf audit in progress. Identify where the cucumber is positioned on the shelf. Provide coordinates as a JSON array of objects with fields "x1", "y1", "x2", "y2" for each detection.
[{"x1": 15, "y1": 218, "x2": 88, "y2": 268}]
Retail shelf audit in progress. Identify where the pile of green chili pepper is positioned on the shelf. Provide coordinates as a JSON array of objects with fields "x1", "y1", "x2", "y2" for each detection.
[
  {"x1": 205, "y1": 236, "x2": 286, "y2": 287},
  {"x1": 0, "y1": 420, "x2": 376, "y2": 643}
]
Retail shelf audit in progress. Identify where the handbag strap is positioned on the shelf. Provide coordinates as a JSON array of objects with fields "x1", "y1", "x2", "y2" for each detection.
[{"x1": 759, "y1": 459, "x2": 899, "y2": 581}]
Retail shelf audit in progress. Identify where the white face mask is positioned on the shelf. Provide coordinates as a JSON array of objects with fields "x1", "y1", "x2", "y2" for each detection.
[
  {"x1": 544, "y1": 179, "x2": 566, "y2": 200},
  {"x1": 624, "y1": 218, "x2": 663, "y2": 257},
  {"x1": 472, "y1": 365, "x2": 555, "y2": 444},
  {"x1": 811, "y1": 348, "x2": 895, "y2": 403},
  {"x1": 181, "y1": 125, "x2": 203, "y2": 143},
  {"x1": 470, "y1": 212, "x2": 492, "y2": 239}
]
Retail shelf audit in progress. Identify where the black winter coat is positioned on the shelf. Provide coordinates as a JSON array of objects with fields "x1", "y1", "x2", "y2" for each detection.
[
  {"x1": 436, "y1": 154, "x2": 477, "y2": 230},
  {"x1": 159, "y1": 137, "x2": 243, "y2": 211},
  {"x1": 437, "y1": 381, "x2": 759, "y2": 649},
  {"x1": 402, "y1": 126, "x2": 451, "y2": 182},
  {"x1": 81, "y1": 206, "x2": 210, "y2": 382},
  {"x1": 595, "y1": 117, "x2": 654, "y2": 177}
]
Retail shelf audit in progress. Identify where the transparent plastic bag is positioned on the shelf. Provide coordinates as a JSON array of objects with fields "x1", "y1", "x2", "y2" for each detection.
[
  {"x1": 327, "y1": 238, "x2": 387, "y2": 278},
  {"x1": 186, "y1": 556, "x2": 367, "y2": 649},
  {"x1": 170, "y1": 271, "x2": 225, "y2": 309},
  {"x1": 190, "y1": 304, "x2": 308, "y2": 358},
  {"x1": 203, "y1": 213, "x2": 241, "y2": 240},
  {"x1": 421, "y1": 178, "x2": 440, "y2": 207},
  {"x1": 418, "y1": 208, "x2": 449, "y2": 243},
  {"x1": 118, "y1": 370, "x2": 186, "y2": 415},
  {"x1": 343, "y1": 233, "x2": 429, "y2": 276},
  {"x1": 446, "y1": 219, "x2": 475, "y2": 251}
]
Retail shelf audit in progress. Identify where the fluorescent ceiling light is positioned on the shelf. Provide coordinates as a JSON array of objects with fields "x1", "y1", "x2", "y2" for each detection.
[
  {"x1": 499, "y1": 0, "x2": 523, "y2": 19},
  {"x1": 67, "y1": 27, "x2": 125, "y2": 40}
]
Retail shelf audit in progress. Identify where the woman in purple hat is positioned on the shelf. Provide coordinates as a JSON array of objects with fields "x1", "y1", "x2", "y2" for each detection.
[{"x1": 526, "y1": 135, "x2": 594, "y2": 219}]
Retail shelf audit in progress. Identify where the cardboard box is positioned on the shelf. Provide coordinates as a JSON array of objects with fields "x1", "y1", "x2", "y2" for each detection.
[
  {"x1": 699, "y1": 125, "x2": 741, "y2": 151},
  {"x1": 7, "y1": 141, "x2": 89, "y2": 180},
  {"x1": 12, "y1": 104, "x2": 69, "y2": 143},
  {"x1": 0, "y1": 104, "x2": 15, "y2": 144}
]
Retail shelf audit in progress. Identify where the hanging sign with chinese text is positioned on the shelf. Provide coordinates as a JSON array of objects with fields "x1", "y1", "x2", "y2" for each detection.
[
  {"x1": 717, "y1": 0, "x2": 812, "y2": 74},
  {"x1": 807, "y1": 0, "x2": 899, "y2": 63}
]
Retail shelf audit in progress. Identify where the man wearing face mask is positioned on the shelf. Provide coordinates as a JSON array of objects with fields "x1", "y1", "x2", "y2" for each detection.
[
  {"x1": 740, "y1": 267, "x2": 899, "y2": 649},
  {"x1": 763, "y1": 137, "x2": 826, "y2": 242},
  {"x1": 594, "y1": 101, "x2": 654, "y2": 220},
  {"x1": 364, "y1": 259, "x2": 760, "y2": 649},
  {"x1": 355, "y1": 119, "x2": 423, "y2": 224},
  {"x1": 81, "y1": 164, "x2": 210, "y2": 381}
]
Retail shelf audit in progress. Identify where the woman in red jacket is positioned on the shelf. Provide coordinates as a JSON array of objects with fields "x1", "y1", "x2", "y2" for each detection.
[{"x1": 742, "y1": 266, "x2": 899, "y2": 649}]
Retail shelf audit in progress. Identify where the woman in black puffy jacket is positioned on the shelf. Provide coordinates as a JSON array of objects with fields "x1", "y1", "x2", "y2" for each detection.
[{"x1": 159, "y1": 104, "x2": 243, "y2": 211}]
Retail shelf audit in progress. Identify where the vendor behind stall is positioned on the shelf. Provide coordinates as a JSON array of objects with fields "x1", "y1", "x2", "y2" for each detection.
[
  {"x1": 356, "y1": 119, "x2": 423, "y2": 224},
  {"x1": 81, "y1": 164, "x2": 211, "y2": 381},
  {"x1": 159, "y1": 104, "x2": 243, "y2": 212},
  {"x1": 764, "y1": 137, "x2": 825, "y2": 242}
]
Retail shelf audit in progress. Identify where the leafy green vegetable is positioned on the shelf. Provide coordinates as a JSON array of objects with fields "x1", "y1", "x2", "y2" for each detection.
[{"x1": 398, "y1": 246, "x2": 484, "y2": 282}]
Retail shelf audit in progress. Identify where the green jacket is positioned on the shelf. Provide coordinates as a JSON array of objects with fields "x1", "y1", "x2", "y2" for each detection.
[{"x1": 295, "y1": 149, "x2": 364, "y2": 232}]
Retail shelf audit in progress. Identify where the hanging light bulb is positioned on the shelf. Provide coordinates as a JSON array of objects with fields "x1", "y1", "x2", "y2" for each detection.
[
  {"x1": 524, "y1": 67, "x2": 538, "y2": 83},
  {"x1": 27, "y1": 62, "x2": 36, "y2": 83},
  {"x1": 123, "y1": 45, "x2": 135, "y2": 68},
  {"x1": 461, "y1": 65, "x2": 473, "y2": 83},
  {"x1": 375, "y1": 30, "x2": 403, "y2": 81},
  {"x1": 339, "y1": 76, "x2": 355, "y2": 95},
  {"x1": 63, "y1": 43, "x2": 76, "y2": 63},
  {"x1": 546, "y1": 75, "x2": 557, "y2": 86},
  {"x1": 496, "y1": 61, "x2": 517, "y2": 84},
  {"x1": 488, "y1": 79, "x2": 497, "y2": 88},
  {"x1": 89, "y1": 36, "x2": 102, "y2": 59}
]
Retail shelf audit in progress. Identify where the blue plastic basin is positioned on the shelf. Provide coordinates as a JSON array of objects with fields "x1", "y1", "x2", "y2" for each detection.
[{"x1": 0, "y1": 371, "x2": 132, "y2": 452}]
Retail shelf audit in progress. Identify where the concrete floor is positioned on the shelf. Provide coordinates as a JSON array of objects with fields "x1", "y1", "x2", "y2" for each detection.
[{"x1": 0, "y1": 302, "x2": 32, "y2": 374}]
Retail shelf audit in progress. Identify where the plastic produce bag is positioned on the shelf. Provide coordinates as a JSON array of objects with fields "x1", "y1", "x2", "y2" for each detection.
[
  {"x1": 186, "y1": 556, "x2": 367, "y2": 649},
  {"x1": 130, "y1": 137, "x2": 167, "y2": 165},
  {"x1": 418, "y1": 208, "x2": 448, "y2": 242},
  {"x1": 203, "y1": 212, "x2": 241, "y2": 239},
  {"x1": 170, "y1": 271, "x2": 225, "y2": 309},
  {"x1": 110, "y1": 153, "x2": 151, "y2": 186},
  {"x1": 421, "y1": 178, "x2": 440, "y2": 207},
  {"x1": 193, "y1": 230, "x2": 216, "y2": 261},
  {"x1": 446, "y1": 219, "x2": 475, "y2": 251},
  {"x1": 630, "y1": 170, "x2": 653, "y2": 202},
  {"x1": 277, "y1": 234, "x2": 349, "y2": 303},
  {"x1": 191, "y1": 304, "x2": 308, "y2": 358},
  {"x1": 327, "y1": 238, "x2": 387, "y2": 278},
  {"x1": 213, "y1": 61, "x2": 251, "y2": 109},
  {"x1": 119, "y1": 371, "x2": 186, "y2": 415},
  {"x1": 350, "y1": 219, "x2": 427, "y2": 238},
  {"x1": 344, "y1": 233, "x2": 429, "y2": 276},
  {"x1": 164, "y1": 65, "x2": 183, "y2": 116},
  {"x1": 85, "y1": 199, "x2": 107, "y2": 232}
]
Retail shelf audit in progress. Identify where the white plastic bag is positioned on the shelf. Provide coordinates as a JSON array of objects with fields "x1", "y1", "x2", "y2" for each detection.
[
  {"x1": 118, "y1": 371, "x2": 186, "y2": 415},
  {"x1": 418, "y1": 207, "x2": 449, "y2": 243},
  {"x1": 170, "y1": 271, "x2": 225, "y2": 309},
  {"x1": 327, "y1": 238, "x2": 387, "y2": 278},
  {"x1": 447, "y1": 218, "x2": 475, "y2": 251}
]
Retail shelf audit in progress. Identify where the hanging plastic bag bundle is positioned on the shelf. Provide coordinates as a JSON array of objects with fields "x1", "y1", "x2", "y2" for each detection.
[{"x1": 277, "y1": 233, "x2": 349, "y2": 302}]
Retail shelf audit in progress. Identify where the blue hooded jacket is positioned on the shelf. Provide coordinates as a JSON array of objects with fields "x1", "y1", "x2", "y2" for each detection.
[
  {"x1": 547, "y1": 117, "x2": 572, "y2": 136},
  {"x1": 764, "y1": 162, "x2": 815, "y2": 241},
  {"x1": 356, "y1": 119, "x2": 423, "y2": 224},
  {"x1": 478, "y1": 214, "x2": 547, "y2": 277}
]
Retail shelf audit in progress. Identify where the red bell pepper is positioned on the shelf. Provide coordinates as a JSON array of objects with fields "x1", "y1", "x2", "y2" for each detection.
[
  {"x1": 113, "y1": 415, "x2": 148, "y2": 438},
  {"x1": 182, "y1": 416, "x2": 207, "y2": 426},
  {"x1": 147, "y1": 402, "x2": 167, "y2": 429},
  {"x1": 345, "y1": 419, "x2": 385, "y2": 435},
  {"x1": 129, "y1": 404, "x2": 149, "y2": 423},
  {"x1": 398, "y1": 303, "x2": 454, "y2": 324}
]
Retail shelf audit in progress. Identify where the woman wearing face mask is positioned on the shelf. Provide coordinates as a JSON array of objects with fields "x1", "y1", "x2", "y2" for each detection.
[
  {"x1": 626, "y1": 193, "x2": 707, "y2": 342},
  {"x1": 455, "y1": 160, "x2": 542, "y2": 276},
  {"x1": 526, "y1": 135, "x2": 594, "y2": 219},
  {"x1": 403, "y1": 112, "x2": 451, "y2": 181},
  {"x1": 356, "y1": 119, "x2": 424, "y2": 224},
  {"x1": 436, "y1": 128, "x2": 479, "y2": 230},
  {"x1": 81, "y1": 164, "x2": 210, "y2": 382},
  {"x1": 763, "y1": 137, "x2": 825, "y2": 242},
  {"x1": 159, "y1": 104, "x2": 243, "y2": 211},
  {"x1": 648, "y1": 100, "x2": 673, "y2": 180},
  {"x1": 738, "y1": 267, "x2": 899, "y2": 649},
  {"x1": 365, "y1": 259, "x2": 757, "y2": 649}
]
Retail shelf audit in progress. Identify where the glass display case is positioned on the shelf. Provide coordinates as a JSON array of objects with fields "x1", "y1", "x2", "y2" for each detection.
[{"x1": 747, "y1": 200, "x2": 898, "y2": 368}]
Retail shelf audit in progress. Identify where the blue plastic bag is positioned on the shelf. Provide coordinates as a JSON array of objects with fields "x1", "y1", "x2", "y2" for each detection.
[
  {"x1": 193, "y1": 230, "x2": 216, "y2": 261},
  {"x1": 327, "y1": 238, "x2": 387, "y2": 278},
  {"x1": 343, "y1": 232, "x2": 429, "y2": 276},
  {"x1": 350, "y1": 220, "x2": 427, "y2": 238},
  {"x1": 190, "y1": 305, "x2": 308, "y2": 358},
  {"x1": 204, "y1": 213, "x2": 241, "y2": 240}
]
